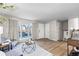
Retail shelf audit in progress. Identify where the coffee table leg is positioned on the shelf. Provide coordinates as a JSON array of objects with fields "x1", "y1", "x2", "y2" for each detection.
[
  {"x1": 0, "y1": 47, "x2": 2, "y2": 51},
  {"x1": 8, "y1": 45, "x2": 9, "y2": 51}
]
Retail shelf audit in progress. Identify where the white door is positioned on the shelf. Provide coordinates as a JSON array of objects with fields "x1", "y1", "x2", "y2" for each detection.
[
  {"x1": 45, "y1": 23, "x2": 50, "y2": 39},
  {"x1": 38, "y1": 24, "x2": 44, "y2": 39}
]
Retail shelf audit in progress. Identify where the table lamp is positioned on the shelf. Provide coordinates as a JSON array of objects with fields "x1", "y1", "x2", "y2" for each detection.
[{"x1": 0, "y1": 26, "x2": 3, "y2": 44}]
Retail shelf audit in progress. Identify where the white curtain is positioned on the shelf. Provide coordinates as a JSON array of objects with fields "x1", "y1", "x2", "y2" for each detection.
[{"x1": 9, "y1": 19, "x2": 18, "y2": 40}]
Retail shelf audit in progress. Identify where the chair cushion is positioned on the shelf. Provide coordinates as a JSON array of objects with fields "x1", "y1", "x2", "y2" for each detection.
[{"x1": 0, "y1": 51, "x2": 6, "y2": 56}]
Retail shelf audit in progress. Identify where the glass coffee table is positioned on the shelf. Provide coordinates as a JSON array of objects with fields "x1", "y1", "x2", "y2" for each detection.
[{"x1": 21, "y1": 41, "x2": 36, "y2": 55}]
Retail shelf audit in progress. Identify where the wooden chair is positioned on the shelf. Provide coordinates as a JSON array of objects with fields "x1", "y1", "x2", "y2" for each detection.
[
  {"x1": 67, "y1": 29, "x2": 79, "y2": 56},
  {"x1": 67, "y1": 39, "x2": 79, "y2": 55}
]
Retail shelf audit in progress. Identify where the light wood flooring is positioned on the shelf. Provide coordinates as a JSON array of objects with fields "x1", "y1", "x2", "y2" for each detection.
[{"x1": 36, "y1": 38, "x2": 67, "y2": 56}]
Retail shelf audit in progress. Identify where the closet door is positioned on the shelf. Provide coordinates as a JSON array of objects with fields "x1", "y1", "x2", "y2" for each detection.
[
  {"x1": 45, "y1": 23, "x2": 50, "y2": 39},
  {"x1": 38, "y1": 24, "x2": 44, "y2": 39}
]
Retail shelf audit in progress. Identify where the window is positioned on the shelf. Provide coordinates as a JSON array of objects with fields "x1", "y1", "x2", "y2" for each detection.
[{"x1": 17, "y1": 23, "x2": 32, "y2": 40}]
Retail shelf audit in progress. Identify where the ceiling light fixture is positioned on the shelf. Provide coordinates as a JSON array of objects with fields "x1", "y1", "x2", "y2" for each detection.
[{"x1": 0, "y1": 3, "x2": 15, "y2": 9}]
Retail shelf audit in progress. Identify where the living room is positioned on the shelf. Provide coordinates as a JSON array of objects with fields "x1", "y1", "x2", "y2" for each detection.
[{"x1": 0, "y1": 3, "x2": 79, "y2": 56}]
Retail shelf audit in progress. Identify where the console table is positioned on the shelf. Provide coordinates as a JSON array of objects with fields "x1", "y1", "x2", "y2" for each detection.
[{"x1": 0, "y1": 43, "x2": 10, "y2": 52}]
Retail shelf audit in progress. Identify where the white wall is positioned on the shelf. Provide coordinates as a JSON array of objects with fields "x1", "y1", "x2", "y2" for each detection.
[
  {"x1": 68, "y1": 18, "x2": 79, "y2": 30},
  {"x1": 3, "y1": 19, "x2": 9, "y2": 38},
  {"x1": 0, "y1": 15, "x2": 9, "y2": 39},
  {"x1": 32, "y1": 23, "x2": 38, "y2": 40},
  {"x1": 7, "y1": 17, "x2": 18, "y2": 41},
  {"x1": 68, "y1": 17, "x2": 79, "y2": 38},
  {"x1": 12, "y1": 17, "x2": 45, "y2": 40}
]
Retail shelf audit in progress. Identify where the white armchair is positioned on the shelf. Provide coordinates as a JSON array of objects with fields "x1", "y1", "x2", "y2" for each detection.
[
  {"x1": 0, "y1": 51, "x2": 6, "y2": 56},
  {"x1": 11, "y1": 41, "x2": 18, "y2": 48}
]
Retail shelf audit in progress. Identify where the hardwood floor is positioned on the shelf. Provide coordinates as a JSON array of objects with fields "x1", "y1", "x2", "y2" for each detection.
[{"x1": 36, "y1": 38, "x2": 67, "y2": 56}]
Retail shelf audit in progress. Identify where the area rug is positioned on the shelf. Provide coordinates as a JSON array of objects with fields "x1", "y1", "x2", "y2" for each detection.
[{"x1": 5, "y1": 43, "x2": 53, "y2": 56}]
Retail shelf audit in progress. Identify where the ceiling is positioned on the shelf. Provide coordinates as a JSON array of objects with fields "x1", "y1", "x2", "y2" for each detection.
[{"x1": 1, "y1": 3, "x2": 79, "y2": 23}]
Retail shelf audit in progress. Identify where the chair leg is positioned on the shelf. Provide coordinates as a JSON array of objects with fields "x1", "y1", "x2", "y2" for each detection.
[{"x1": 67, "y1": 44, "x2": 69, "y2": 55}]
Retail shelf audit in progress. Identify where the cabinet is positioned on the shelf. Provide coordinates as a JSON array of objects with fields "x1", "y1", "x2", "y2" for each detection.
[{"x1": 45, "y1": 20, "x2": 60, "y2": 41}]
